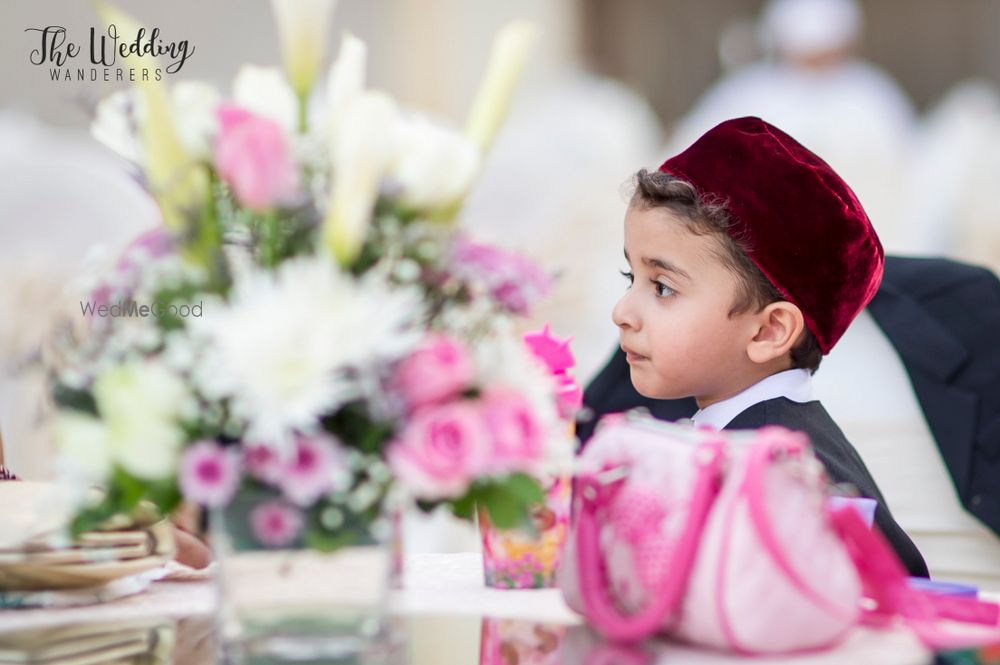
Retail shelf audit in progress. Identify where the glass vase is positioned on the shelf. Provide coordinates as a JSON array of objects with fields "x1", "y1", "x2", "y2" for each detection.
[{"x1": 212, "y1": 488, "x2": 394, "y2": 664}]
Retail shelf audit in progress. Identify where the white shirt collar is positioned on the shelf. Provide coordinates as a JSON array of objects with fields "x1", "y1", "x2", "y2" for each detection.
[{"x1": 691, "y1": 368, "x2": 815, "y2": 431}]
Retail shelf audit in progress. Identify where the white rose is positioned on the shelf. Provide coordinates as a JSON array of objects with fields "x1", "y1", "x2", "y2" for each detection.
[
  {"x1": 92, "y1": 361, "x2": 189, "y2": 423},
  {"x1": 53, "y1": 411, "x2": 112, "y2": 482},
  {"x1": 91, "y1": 361, "x2": 191, "y2": 480},
  {"x1": 389, "y1": 115, "x2": 480, "y2": 209},
  {"x1": 171, "y1": 81, "x2": 221, "y2": 160},
  {"x1": 108, "y1": 414, "x2": 185, "y2": 480},
  {"x1": 232, "y1": 65, "x2": 299, "y2": 134}
]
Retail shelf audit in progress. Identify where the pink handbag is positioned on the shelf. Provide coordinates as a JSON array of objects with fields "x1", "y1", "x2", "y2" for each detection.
[{"x1": 559, "y1": 413, "x2": 1000, "y2": 654}]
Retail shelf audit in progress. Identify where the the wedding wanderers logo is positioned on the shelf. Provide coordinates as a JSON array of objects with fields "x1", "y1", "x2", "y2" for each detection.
[{"x1": 25, "y1": 25, "x2": 194, "y2": 82}]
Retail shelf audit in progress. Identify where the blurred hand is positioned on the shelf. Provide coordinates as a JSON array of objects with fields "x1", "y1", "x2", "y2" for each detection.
[{"x1": 170, "y1": 503, "x2": 212, "y2": 569}]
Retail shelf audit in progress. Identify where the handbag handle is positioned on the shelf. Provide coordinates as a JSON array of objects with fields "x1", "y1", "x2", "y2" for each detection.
[
  {"x1": 740, "y1": 431, "x2": 860, "y2": 621},
  {"x1": 829, "y1": 503, "x2": 1000, "y2": 649},
  {"x1": 574, "y1": 440, "x2": 725, "y2": 642}
]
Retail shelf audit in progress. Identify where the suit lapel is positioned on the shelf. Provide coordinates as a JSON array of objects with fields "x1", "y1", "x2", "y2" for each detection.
[{"x1": 867, "y1": 283, "x2": 979, "y2": 495}]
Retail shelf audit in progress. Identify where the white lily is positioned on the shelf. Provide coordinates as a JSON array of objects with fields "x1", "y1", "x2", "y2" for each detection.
[
  {"x1": 91, "y1": 82, "x2": 220, "y2": 164},
  {"x1": 232, "y1": 65, "x2": 299, "y2": 134},
  {"x1": 92, "y1": 89, "x2": 143, "y2": 164},
  {"x1": 465, "y1": 21, "x2": 541, "y2": 154},
  {"x1": 324, "y1": 32, "x2": 367, "y2": 141},
  {"x1": 323, "y1": 90, "x2": 400, "y2": 266},
  {"x1": 94, "y1": 2, "x2": 208, "y2": 234},
  {"x1": 270, "y1": 0, "x2": 338, "y2": 104}
]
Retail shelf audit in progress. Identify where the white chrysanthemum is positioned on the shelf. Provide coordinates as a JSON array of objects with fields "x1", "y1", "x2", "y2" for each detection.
[{"x1": 191, "y1": 256, "x2": 422, "y2": 447}]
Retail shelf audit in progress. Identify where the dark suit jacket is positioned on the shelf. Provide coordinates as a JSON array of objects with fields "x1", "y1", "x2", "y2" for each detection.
[
  {"x1": 727, "y1": 397, "x2": 926, "y2": 576},
  {"x1": 579, "y1": 256, "x2": 1000, "y2": 577}
]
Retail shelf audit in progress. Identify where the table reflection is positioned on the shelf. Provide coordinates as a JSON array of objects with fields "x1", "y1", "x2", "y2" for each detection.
[{"x1": 0, "y1": 612, "x2": 955, "y2": 665}]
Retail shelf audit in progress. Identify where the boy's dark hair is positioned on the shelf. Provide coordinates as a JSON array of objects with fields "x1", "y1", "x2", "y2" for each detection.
[{"x1": 629, "y1": 168, "x2": 823, "y2": 374}]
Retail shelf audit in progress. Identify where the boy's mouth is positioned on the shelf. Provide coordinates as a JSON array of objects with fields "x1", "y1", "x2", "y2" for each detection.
[{"x1": 621, "y1": 344, "x2": 648, "y2": 364}]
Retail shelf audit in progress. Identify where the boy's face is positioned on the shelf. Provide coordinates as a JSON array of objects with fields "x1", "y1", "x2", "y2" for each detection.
[{"x1": 613, "y1": 205, "x2": 758, "y2": 404}]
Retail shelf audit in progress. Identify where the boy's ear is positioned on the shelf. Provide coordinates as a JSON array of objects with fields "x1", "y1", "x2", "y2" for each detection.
[{"x1": 746, "y1": 301, "x2": 806, "y2": 366}]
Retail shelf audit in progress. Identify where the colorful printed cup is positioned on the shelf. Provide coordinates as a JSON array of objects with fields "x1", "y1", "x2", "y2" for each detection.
[
  {"x1": 479, "y1": 473, "x2": 571, "y2": 589},
  {"x1": 479, "y1": 617, "x2": 567, "y2": 665}
]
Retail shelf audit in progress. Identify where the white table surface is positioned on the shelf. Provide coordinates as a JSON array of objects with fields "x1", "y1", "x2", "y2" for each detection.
[{"x1": 0, "y1": 553, "x2": 949, "y2": 664}]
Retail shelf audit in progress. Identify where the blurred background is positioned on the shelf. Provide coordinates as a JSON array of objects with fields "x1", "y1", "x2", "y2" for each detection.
[{"x1": 3, "y1": 0, "x2": 1000, "y2": 572}]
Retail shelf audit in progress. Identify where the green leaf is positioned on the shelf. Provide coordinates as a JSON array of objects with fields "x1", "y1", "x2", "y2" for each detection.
[
  {"x1": 304, "y1": 529, "x2": 357, "y2": 553},
  {"x1": 52, "y1": 387, "x2": 98, "y2": 415},
  {"x1": 481, "y1": 492, "x2": 522, "y2": 529},
  {"x1": 449, "y1": 492, "x2": 478, "y2": 521},
  {"x1": 503, "y1": 473, "x2": 545, "y2": 505},
  {"x1": 472, "y1": 474, "x2": 545, "y2": 530}
]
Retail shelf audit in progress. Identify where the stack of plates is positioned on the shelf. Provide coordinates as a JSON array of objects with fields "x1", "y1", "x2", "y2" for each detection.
[
  {"x1": 0, "y1": 520, "x2": 174, "y2": 591},
  {"x1": 0, "y1": 482, "x2": 175, "y2": 595},
  {"x1": 0, "y1": 619, "x2": 173, "y2": 663}
]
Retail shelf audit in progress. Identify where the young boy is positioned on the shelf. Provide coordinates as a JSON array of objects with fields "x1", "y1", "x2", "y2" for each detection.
[{"x1": 613, "y1": 116, "x2": 927, "y2": 576}]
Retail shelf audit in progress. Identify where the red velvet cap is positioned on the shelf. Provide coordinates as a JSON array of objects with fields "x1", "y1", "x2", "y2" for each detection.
[{"x1": 658, "y1": 116, "x2": 883, "y2": 353}]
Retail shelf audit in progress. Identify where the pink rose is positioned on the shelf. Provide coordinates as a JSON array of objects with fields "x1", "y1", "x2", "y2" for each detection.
[
  {"x1": 393, "y1": 335, "x2": 476, "y2": 412},
  {"x1": 387, "y1": 402, "x2": 491, "y2": 500},
  {"x1": 481, "y1": 389, "x2": 545, "y2": 472},
  {"x1": 214, "y1": 104, "x2": 298, "y2": 211}
]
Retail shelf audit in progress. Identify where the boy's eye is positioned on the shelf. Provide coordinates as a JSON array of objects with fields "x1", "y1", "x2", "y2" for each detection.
[
  {"x1": 652, "y1": 280, "x2": 675, "y2": 298},
  {"x1": 620, "y1": 270, "x2": 634, "y2": 287}
]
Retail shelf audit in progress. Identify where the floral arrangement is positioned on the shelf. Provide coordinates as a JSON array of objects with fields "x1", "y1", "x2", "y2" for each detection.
[{"x1": 45, "y1": 0, "x2": 579, "y2": 549}]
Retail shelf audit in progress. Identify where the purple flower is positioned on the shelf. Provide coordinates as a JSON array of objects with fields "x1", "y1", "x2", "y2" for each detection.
[
  {"x1": 279, "y1": 434, "x2": 348, "y2": 507},
  {"x1": 179, "y1": 441, "x2": 241, "y2": 507},
  {"x1": 450, "y1": 237, "x2": 552, "y2": 315},
  {"x1": 243, "y1": 443, "x2": 283, "y2": 485},
  {"x1": 89, "y1": 227, "x2": 176, "y2": 310},
  {"x1": 250, "y1": 501, "x2": 303, "y2": 547}
]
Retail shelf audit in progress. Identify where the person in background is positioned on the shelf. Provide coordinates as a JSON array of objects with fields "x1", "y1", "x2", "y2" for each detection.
[{"x1": 670, "y1": 0, "x2": 920, "y2": 253}]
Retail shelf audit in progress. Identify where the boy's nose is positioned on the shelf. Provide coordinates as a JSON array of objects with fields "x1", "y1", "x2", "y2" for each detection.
[{"x1": 612, "y1": 291, "x2": 640, "y2": 331}]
